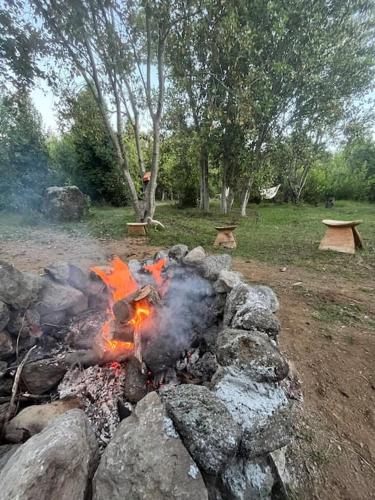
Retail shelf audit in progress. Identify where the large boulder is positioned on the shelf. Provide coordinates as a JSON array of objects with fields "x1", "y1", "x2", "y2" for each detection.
[
  {"x1": 0, "y1": 445, "x2": 20, "y2": 474},
  {"x1": 216, "y1": 328, "x2": 289, "y2": 382},
  {"x1": 4, "y1": 396, "x2": 82, "y2": 443},
  {"x1": 161, "y1": 384, "x2": 241, "y2": 475},
  {"x1": 212, "y1": 368, "x2": 293, "y2": 458},
  {"x1": 43, "y1": 186, "x2": 88, "y2": 222},
  {"x1": 0, "y1": 409, "x2": 98, "y2": 500},
  {"x1": 93, "y1": 392, "x2": 208, "y2": 500},
  {"x1": 0, "y1": 261, "x2": 42, "y2": 310}
]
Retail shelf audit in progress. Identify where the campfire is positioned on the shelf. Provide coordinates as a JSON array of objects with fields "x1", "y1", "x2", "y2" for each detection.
[{"x1": 0, "y1": 245, "x2": 301, "y2": 498}]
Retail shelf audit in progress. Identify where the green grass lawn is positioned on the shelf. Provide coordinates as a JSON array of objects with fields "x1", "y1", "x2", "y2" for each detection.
[{"x1": 1, "y1": 200, "x2": 374, "y2": 277}]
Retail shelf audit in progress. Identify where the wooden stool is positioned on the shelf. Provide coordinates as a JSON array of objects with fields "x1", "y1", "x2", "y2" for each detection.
[
  {"x1": 319, "y1": 219, "x2": 363, "y2": 254},
  {"x1": 214, "y1": 225, "x2": 237, "y2": 249},
  {"x1": 127, "y1": 222, "x2": 148, "y2": 236}
]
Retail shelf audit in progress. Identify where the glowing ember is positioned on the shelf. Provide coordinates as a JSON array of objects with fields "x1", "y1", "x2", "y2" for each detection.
[{"x1": 91, "y1": 256, "x2": 166, "y2": 355}]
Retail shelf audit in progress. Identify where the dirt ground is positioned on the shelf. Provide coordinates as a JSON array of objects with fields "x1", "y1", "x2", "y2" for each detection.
[{"x1": 1, "y1": 228, "x2": 375, "y2": 499}]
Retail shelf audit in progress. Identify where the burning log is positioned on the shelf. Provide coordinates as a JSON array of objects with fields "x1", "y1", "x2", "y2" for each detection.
[
  {"x1": 107, "y1": 321, "x2": 134, "y2": 343},
  {"x1": 113, "y1": 299, "x2": 134, "y2": 323},
  {"x1": 128, "y1": 284, "x2": 161, "y2": 305}
]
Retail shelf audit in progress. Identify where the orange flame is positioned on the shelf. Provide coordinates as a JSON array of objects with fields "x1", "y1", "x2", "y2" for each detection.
[
  {"x1": 144, "y1": 258, "x2": 167, "y2": 287},
  {"x1": 91, "y1": 256, "x2": 166, "y2": 355}
]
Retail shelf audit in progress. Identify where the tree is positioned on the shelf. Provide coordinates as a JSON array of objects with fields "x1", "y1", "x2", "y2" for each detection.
[
  {"x1": 0, "y1": 91, "x2": 50, "y2": 211},
  {"x1": 27, "y1": 0, "x2": 181, "y2": 220},
  {"x1": 50, "y1": 88, "x2": 130, "y2": 205}
]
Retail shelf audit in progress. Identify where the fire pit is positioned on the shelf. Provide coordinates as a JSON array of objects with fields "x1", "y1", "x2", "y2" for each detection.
[{"x1": 0, "y1": 245, "x2": 301, "y2": 499}]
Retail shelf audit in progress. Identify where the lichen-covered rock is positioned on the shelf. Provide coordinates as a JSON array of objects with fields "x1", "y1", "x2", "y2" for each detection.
[
  {"x1": 195, "y1": 254, "x2": 232, "y2": 281},
  {"x1": 214, "y1": 270, "x2": 242, "y2": 293},
  {"x1": 183, "y1": 246, "x2": 206, "y2": 265},
  {"x1": 224, "y1": 283, "x2": 280, "y2": 338},
  {"x1": 44, "y1": 262, "x2": 89, "y2": 293},
  {"x1": 93, "y1": 392, "x2": 208, "y2": 500},
  {"x1": 168, "y1": 244, "x2": 189, "y2": 261},
  {"x1": 0, "y1": 409, "x2": 98, "y2": 500},
  {"x1": 0, "y1": 302, "x2": 10, "y2": 330},
  {"x1": 43, "y1": 185, "x2": 88, "y2": 222},
  {"x1": 0, "y1": 261, "x2": 42, "y2": 310},
  {"x1": 4, "y1": 396, "x2": 82, "y2": 443},
  {"x1": 221, "y1": 456, "x2": 275, "y2": 499},
  {"x1": 225, "y1": 283, "x2": 279, "y2": 320},
  {"x1": 161, "y1": 384, "x2": 241, "y2": 475},
  {"x1": 231, "y1": 306, "x2": 280, "y2": 339},
  {"x1": 216, "y1": 328, "x2": 289, "y2": 382},
  {"x1": 212, "y1": 368, "x2": 293, "y2": 458}
]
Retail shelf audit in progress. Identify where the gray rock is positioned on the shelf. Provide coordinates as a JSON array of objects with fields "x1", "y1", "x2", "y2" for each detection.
[
  {"x1": 93, "y1": 392, "x2": 208, "y2": 500},
  {"x1": 212, "y1": 368, "x2": 293, "y2": 458},
  {"x1": 225, "y1": 283, "x2": 279, "y2": 320},
  {"x1": 195, "y1": 254, "x2": 232, "y2": 281},
  {"x1": 216, "y1": 328, "x2": 289, "y2": 382},
  {"x1": 6, "y1": 308, "x2": 42, "y2": 338},
  {"x1": 231, "y1": 306, "x2": 280, "y2": 339},
  {"x1": 0, "y1": 409, "x2": 98, "y2": 500},
  {"x1": 183, "y1": 246, "x2": 206, "y2": 265},
  {"x1": 123, "y1": 357, "x2": 148, "y2": 404},
  {"x1": 44, "y1": 262, "x2": 89, "y2": 293},
  {"x1": 4, "y1": 396, "x2": 82, "y2": 443},
  {"x1": 225, "y1": 283, "x2": 280, "y2": 338},
  {"x1": 214, "y1": 270, "x2": 242, "y2": 293},
  {"x1": 0, "y1": 376, "x2": 13, "y2": 396},
  {"x1": 0, "y1": 331, "x2": 13, "y2": 361},
  {"x1": 0, "y1": 261, "x2": 42, "y2": 310},
  {"x1": 168, "y1": 244, "x2": 189, "y2": 260},
  {"x1": 22, "y1": 356, "x2": 67, "y2": 394},
  {"x1": 0, "y1": 302, "x2": 10, "y2": 330},
  {"x1": 161, "y1": 384, "x2": 241, "y2": 475},
  {"x1": 43, "y1": 185, "x2": 89, "y2": 222},
  {"x1": 0, "y1": 445, "x2": 21, "y2": 473},
  {"x1": 187, "y1": 351, "x2": 218, "y2": 382},
  {"x1": 128, "y1": 259, "x2": 142, "y2": 275},
  {"x1": 38, "y1": 278, "x2": 88, "y2": 324},
  {"x1": 221, "y1": 456, "x2": 275, "y2": 500}
]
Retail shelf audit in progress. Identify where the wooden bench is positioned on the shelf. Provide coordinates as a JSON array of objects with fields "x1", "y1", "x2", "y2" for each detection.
[
  {"x1": 319, "y1": 219, "x2": 363, "y2": 254},
  {"x1": 214, "y1": 225, "x2": 237, "y2": 249}
]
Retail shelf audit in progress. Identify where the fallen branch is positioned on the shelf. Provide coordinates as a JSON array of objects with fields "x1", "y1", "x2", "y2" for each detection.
[{"x1": 2, "y1": 346, "x2": 37, "y2": 433}]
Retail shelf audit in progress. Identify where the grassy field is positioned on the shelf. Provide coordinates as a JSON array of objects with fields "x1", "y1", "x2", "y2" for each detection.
[{"x1": 1, "y1": 200, "x2": 374, "y2": 277}]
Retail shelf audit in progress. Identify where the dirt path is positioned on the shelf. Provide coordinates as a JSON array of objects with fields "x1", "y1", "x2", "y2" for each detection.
[{"x1": 1, "y1": 231, "x2": 375, "y2": 498}]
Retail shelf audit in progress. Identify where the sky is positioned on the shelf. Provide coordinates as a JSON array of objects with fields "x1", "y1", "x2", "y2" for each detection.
[{"x1": 31, "y1": 80, "x2": 59, "y2": 133}]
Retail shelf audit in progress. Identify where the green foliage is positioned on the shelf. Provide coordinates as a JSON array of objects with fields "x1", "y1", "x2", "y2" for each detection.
[
  {"x1": 0, "y1": 91, "x2": 50, "y2": 211},
  {"x1": 54, "y1": 89, "x2": 129, "y2": 206}
]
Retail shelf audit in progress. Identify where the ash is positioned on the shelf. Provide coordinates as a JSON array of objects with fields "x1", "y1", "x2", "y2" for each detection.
[{"x1": 58, "y1": 363, "x2": 126, "y2": 448}]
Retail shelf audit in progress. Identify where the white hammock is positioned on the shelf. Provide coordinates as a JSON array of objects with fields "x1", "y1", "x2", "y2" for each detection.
[{"x1": 260, "y1": 184, "x2": 281, "y2": 200}]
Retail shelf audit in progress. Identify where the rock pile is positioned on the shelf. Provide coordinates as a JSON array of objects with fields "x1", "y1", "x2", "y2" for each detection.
[{"x1": 0, "y1": 245, "x2": 301, "y2": 499}]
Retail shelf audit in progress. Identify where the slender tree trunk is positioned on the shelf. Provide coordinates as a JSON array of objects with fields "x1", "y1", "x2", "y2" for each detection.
[
  {"x1": 199, "y1": 146, "x2": 209, "y2": 212},
  {"x1": 240, "y1": 179, "x2": 251, "y2": 216},
  {"x1": 144, "y1": 118, "x2": 161, "y2": 219},
  {"x1": 221, "y1": 159, "x2": 228, "y2": 214}
]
